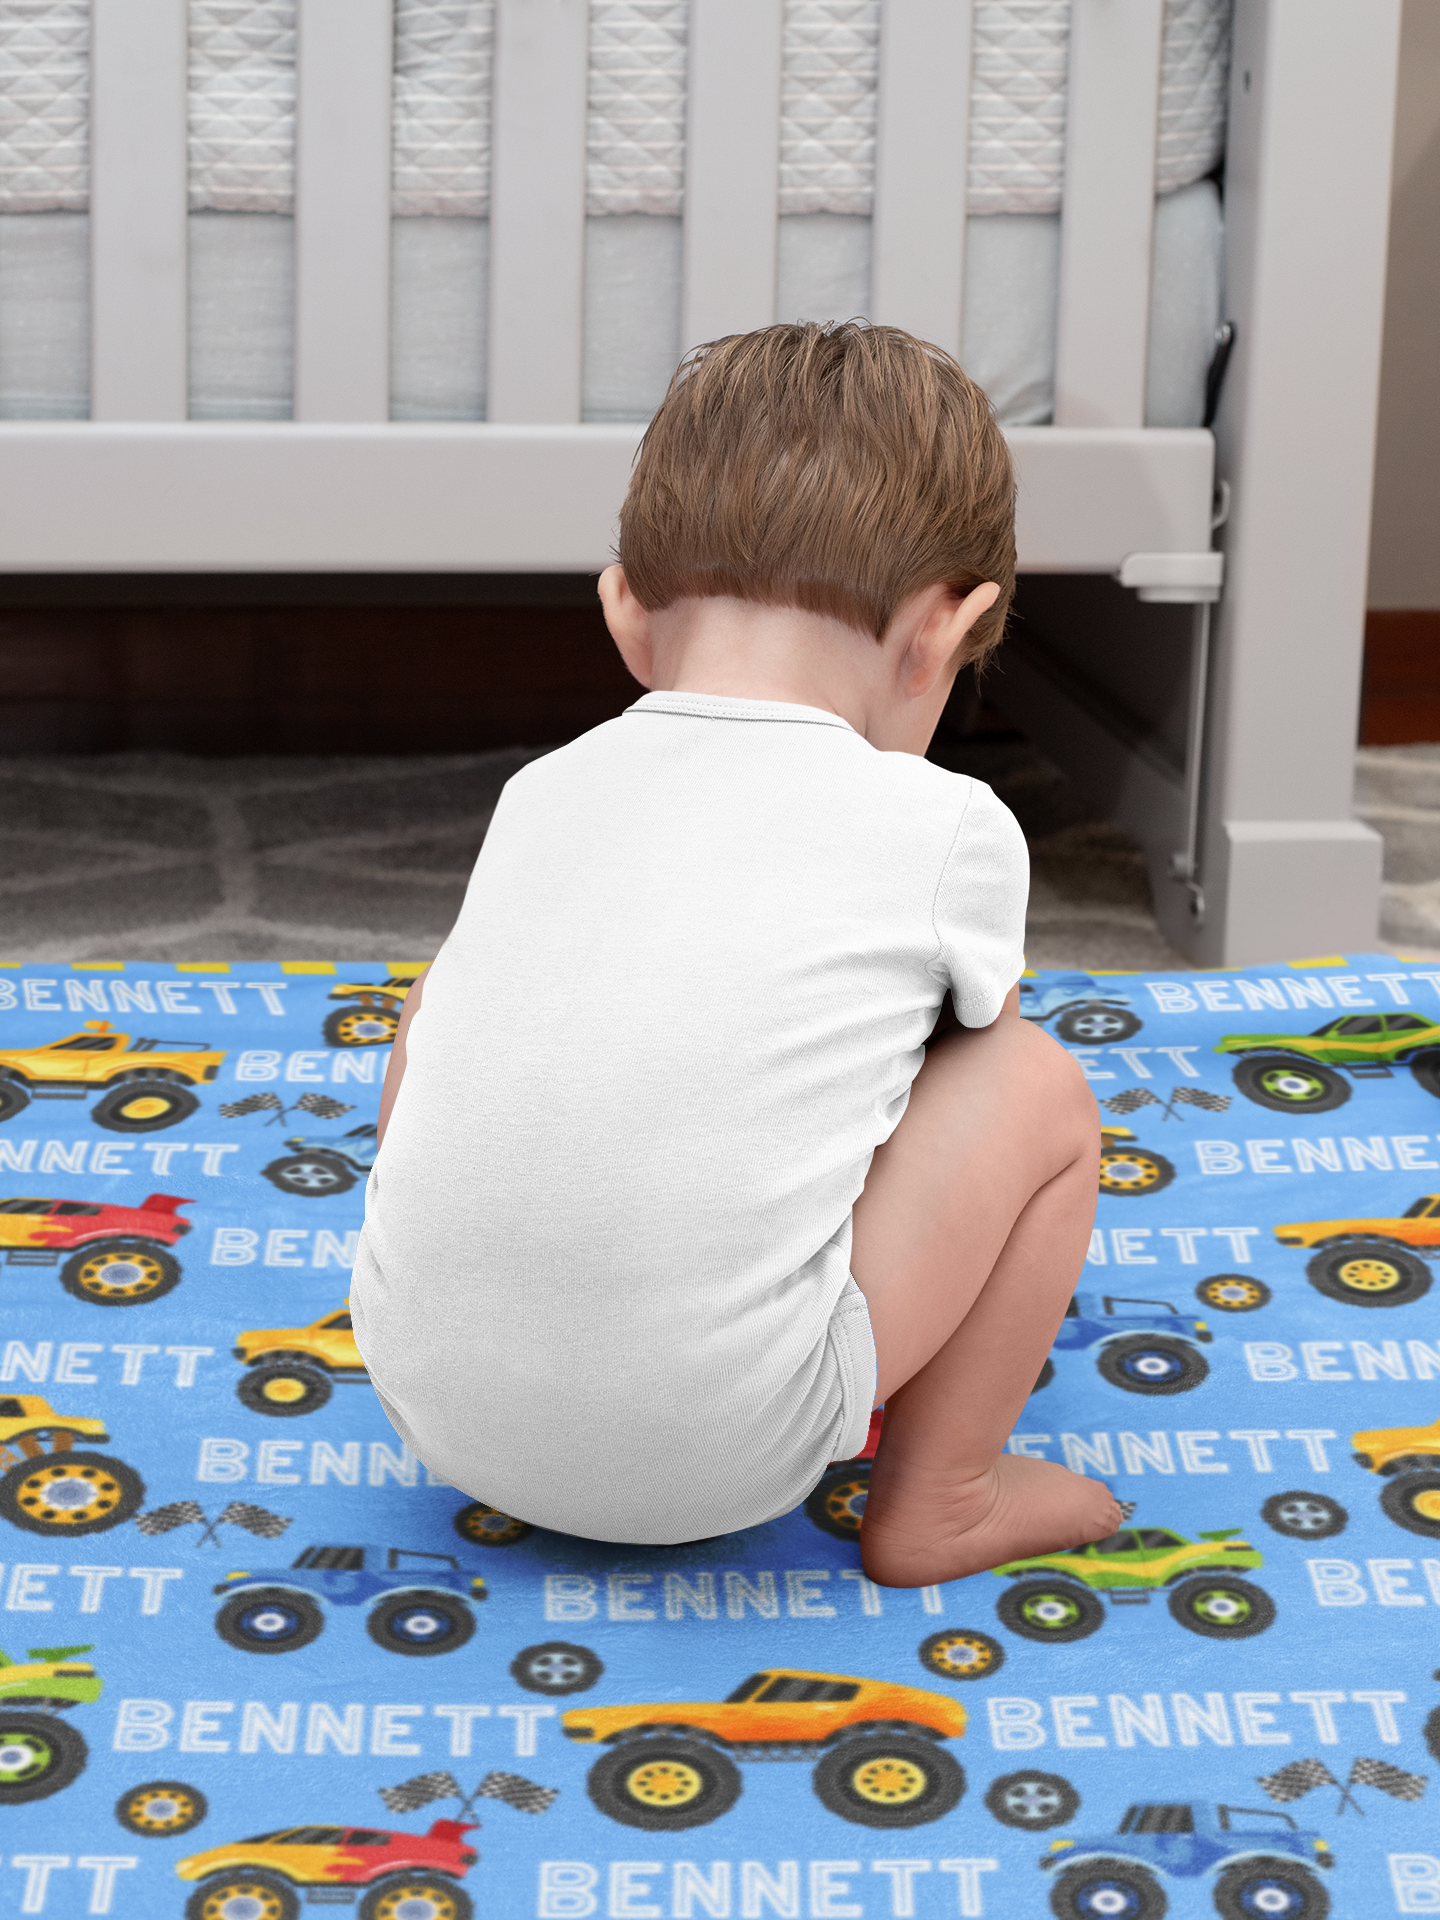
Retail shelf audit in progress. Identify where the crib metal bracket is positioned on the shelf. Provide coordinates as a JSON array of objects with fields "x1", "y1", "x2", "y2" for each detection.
[{"x1": 1116, "y1": 550, "x2": 1224, "y2": 603}]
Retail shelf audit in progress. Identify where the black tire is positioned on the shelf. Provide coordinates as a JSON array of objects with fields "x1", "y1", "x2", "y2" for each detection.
[
  {"x1": 0, "y1": 1711, "x2": 88, "y2": 1803},
  {"x1": 917, "y1": 1627, "x2": 1004, "y2": 1681},
  {"x1": 511, "y1": 1641, "x2": 604, "y2": 1695},
  {"x1": 1412, "y1": 1052, "x2": 1440, "y2": 1098},
  {"x1": 1050, "y1": 1860, "x2": 1167, "y2": 1920},
  {"x1": 1096, "y1": 1335, "x2": 1208, "y2": 1396},
  {"x1": 1034, "y1": 1358, "x2": 1055, "y2": 1392},
  {"x1": 1167, "y1": 1573, "x2": 1275, "y2": 1638},
  {"x1": 186, "y1": 1871, "x2": 301, "y2": 1920},
  {"x1": 997, "y1": 1579, "x2": 1106, "y2": 1644},
  {"x1": 324, "y1": 1004, "x2": 400, "y2": 1048},
  {"x1": 1097, "y1": 1144, "x2": 1175, "y2": 1197},
  {"x1": 1055, "y1": 1004, "x2": 1142, "y2": 1044},
  {"x1": 1260, "y1": 1490, "x2": 1348, "y2": 1539},
  {"x1": 586, "y1": 1737, "x2": 742, "y2": 1831},
  {"x1": 0, "y1": 1079, "x2": 32, "y2": 1123},
  {"x1": 984, "y1": 1768, "x2": 1079, "y2": 1830},
  {"x1": 1231, "y1": 1054, "x2": 1351, "y2": 1114},
  {"x1": 1195, "y1": 1273, "x2": 1272, "y2": 1313},
  {"x1": 1425, "y1": 1703, "x2": 1440, "y2": 1764},
  {"x1": 91, "y1": 1078, "x2": 200, "y2": 1133},
  {"x1": 454, "y1": 1500, "x2": 533, "y2": 1547},
  {"x1": 1306, "y1": 1239, "x2": 1433, "y2": 1307},
  {"x1": 116, "y1": 1777, "x2": 208, "y2": 1836},
  {"x1": 261, "y1": 1152, "x2": 357, "y2": 1197},
  {"x1": 811, "y1": 1734, "x2": 964, "y2": 1830},
  {"x1": 1379, "y1": 1471, "x2": 1440, "y2": 1540},
  {"x1": 359, "y1": 1874, "x2": 473, "y2": 1920},
  {"x1": 215, "y1": 1587, "x2": 325, "y2": 1654},
  {"x1": 237, "y1": 1363, "x2": 333, "y2": 1417},
  {"x1": 60, "y1": 1238, "x2": 181, "y2": 1306},
  {"x1": 0, "y1": 1449, "x2": 145, "y2": 1536},
  {"x1": 805, "y1": 1462, "x2": 871, "y2": 1540},
  {"x1": 1213, "y1": 1857, "x2": 1329, "y2": 1920},
  {"x1": 366, "y1": 1592, "x2": 475, "y2": 1657}
]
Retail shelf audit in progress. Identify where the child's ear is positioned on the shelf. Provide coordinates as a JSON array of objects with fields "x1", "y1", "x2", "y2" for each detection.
[{"x1": 598, "y1": 565, "x2": 654, "y2": 688}]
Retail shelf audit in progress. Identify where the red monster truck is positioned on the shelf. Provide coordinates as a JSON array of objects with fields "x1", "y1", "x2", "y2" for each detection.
[{"x1": 0, "y1": 1193, "x2": 192, "y2": 1305}]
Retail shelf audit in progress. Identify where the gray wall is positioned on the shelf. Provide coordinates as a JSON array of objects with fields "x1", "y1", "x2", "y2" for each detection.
[{"x1": 1368, "y1": 0, "x2": 1440, "y2": 610}]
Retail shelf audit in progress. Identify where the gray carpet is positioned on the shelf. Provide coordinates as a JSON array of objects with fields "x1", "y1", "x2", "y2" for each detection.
[{"x1": 2, "y1": 742, "x2": 1435, "y2": 967}]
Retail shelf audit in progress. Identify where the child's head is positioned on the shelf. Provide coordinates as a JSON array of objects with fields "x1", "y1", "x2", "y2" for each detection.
[{"x1": 618, "y1": 321, "x2": 1015, "y2": 667}]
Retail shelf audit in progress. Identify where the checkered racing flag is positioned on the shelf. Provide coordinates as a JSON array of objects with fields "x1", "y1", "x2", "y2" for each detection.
[
  {"x1": 1172, "y1": 1086, "x2": 1232, "y2": 1113},
  {"x1": 219, "y1": 1092, "x2": 285, "y2": 1119},
  {"x1": 1351, "y1": 1756, "x2": 1428, "y2": 1802},
  {"x1": 378, "y1": 1772, "x2": 462, "y2": 1816},
  {"x1": 1101, "y1": 1088, "x2": 1161, "y2": 1115},
  {"x1": 134, "y1": 1500, "x2": 207, "y2": 1536},
  {"x1": 218, "y1": 1501, "x2": 292, "y2": 1540},
  {"x1": 293, "y1": 1092, "x2": 356, "y2": 1121},
  {"x1": 1258, "y1": 1758, "x2": 1340, "y2": 1802},
  {"x1": 475, "y1": 1771, "x2": 559, "y2": 1815}
]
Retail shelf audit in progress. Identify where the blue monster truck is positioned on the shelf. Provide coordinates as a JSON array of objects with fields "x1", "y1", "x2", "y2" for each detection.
[
  {"x1": 1034, "y1": 1292, "x2": 1214, "y2": 1396},
  {"x1": 1020, "y1": 973, "x2": 1142, "y2": 1044},
  {"x1": 1042, "y1": 1800, "x2": 1334, "y2": 1920},
  {"x1": 261, "y1": 1124, "x2": 377, "y2": 1197},
  {"x1": 212, "y1": 1545, "x2": 488, "y2": 1657}
]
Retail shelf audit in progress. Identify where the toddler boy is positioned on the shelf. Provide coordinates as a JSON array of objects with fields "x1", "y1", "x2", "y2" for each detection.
[{"x1": 351, "y1": 322, "x2": 1119, "y2": 1587}]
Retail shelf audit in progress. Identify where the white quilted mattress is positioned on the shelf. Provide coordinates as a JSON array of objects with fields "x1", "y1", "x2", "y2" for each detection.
[{"x1": 0, "y1": 0, "x2": 1231, "y2": 217}]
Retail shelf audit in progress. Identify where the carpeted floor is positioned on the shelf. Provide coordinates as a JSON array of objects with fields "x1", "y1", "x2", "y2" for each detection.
[
  {"x1": 3, "y1": 958, "x2": 1438, "y2": 1914},
  {"x1": 3, "y1": 741, "x2": 1437, "y2": 967}
]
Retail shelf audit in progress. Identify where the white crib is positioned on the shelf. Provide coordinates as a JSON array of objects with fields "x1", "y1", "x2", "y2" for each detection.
[{"x1": 0, "y1": 0, "x2": 1401, "y2": 966}]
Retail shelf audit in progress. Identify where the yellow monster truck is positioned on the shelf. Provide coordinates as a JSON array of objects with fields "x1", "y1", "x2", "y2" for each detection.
[
  {"x1": 0, "y1": 1396, "x2": 145, "y2": 1535},
  {"x1": 0, "y1": 1021, "x2": 224, "y2": 1131},
  {"x1": 1098, "y1": 1126, "x2": 1176, "y2": 1197},
  {"x1": 322, "y1": 968, "x2": 426, "y2": 1048},
  {"x1": 1352, "y1": 1414, "x2": 1440, "y2": 1539},
  {"x1": 233, "y1": 1306, "x2": 369, "y2": 1417},
  {"x1": 563, "y1": 1666, "x2": 967, "y2": 1831},
  {"x1": 1275, "y1": 1194, "x2": 1440, "y2": 1306}
]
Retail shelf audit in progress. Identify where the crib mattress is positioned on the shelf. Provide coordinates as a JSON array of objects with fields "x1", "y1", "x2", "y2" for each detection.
[{"x1": 0, "y1": 1, "x2": 1230, "y2": 426}]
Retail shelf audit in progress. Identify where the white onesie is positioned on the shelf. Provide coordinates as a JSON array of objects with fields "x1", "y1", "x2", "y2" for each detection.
[{"x1": 350, "y1": 691, "x2": 1028, "y2": 1544}]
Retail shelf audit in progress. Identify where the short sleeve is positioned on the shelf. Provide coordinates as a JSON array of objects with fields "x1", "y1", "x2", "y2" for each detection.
[{"x1": 929, "y1": 778, "x2": 1029, "y2": 1027}]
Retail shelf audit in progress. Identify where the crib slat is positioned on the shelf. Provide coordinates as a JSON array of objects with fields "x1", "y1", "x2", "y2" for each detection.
[
  {"x1": 1053, "y1": 0, "x2": 1163, "y2": 428},
  {"x1": 872, "y1": 0, "x2": 972, "y2": 355},
  {"x1": 294, "y1": 0, "x2": 394, "y2": 422},
  {"x1": 488, "y1": 0, "x2": 589, "y2": 423},
  {"x1": 681, "y1": 0, "x2": 784, "y2": 348},
  {"x1": 90, "y1": 0, "x2": 187, "y2": 421}
]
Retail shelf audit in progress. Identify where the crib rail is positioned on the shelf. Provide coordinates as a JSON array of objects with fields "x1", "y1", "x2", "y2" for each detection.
[{"x1": 81, "y1": 0, "x2": 1172, "y2": 433}]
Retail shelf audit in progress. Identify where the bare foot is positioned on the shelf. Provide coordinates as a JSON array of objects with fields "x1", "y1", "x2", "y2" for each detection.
[{"x1": 859, "y1": 1452, "x2": 1123, "y2": 1589}]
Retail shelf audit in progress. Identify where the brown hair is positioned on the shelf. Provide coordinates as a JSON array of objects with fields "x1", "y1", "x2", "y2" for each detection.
[{"x1": 618, "y1": 321, "x2": 1016, "y2": 664}]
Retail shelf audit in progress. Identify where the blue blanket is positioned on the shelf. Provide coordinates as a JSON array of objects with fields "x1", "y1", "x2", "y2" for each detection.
[{"x1": 1, "y1": 956, "x2": 1437, "y2": 1920}]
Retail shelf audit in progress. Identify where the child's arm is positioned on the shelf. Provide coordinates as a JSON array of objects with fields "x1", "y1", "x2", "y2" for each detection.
[{"x1": 376, "y1": 965, "x2": 429, "y2": 1149}]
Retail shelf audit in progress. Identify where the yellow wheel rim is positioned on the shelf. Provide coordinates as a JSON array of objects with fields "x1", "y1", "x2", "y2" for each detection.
[
  {"x1": 369, "y1": 1885, "x2": 458, "y2": 1920},
  {"x1": 457, "y1": 1502, "x2": 529, "y2": 1545},
  {"x1": 1337, "y1": 1258, "x2": 1402, "y2": 1292},
  {"x1": 822, "y1": 1477, "x2": 868, "y2": 1531},
  {"x1": 928, "y1": 1632, "x2": 997, "y2": 1677},
  {"x1": 625, "y1": 1758, "x2": 704, "y2": 1807},
  {"x1": 1410, "y1": 1487, "x2": 1440, "y2": 1522},
  {"x1": 850, "y1": 1754, "x2": 928, "y2": 1805},
  {"x1": 76, "y1": 1251, "x2": 165, "y2": 1299},
  {"x1": 125, "y1": 1787, "x2": 197, "y2": 1832},
  {"x1": 336, "y1": 1009, "x2": 397, "y2": 1043},
  {"x1": 116, "y1": 1094, "x2": 174, "y2": 1122},
  {"x1": 260, "y1": 1375, "x2": 310, "y2": 1404},
  {"x1": 199, "y1": 1884, "x2": 286, "y2": 1920},
  {"x1": 1099, "y1": 1152, "x2": 1161, "y2": 1191},
  {"x1": 1202, "y1": 1278, "x2": 1262, "y2": 1307},
  {"x1": 14, "y1": 1461, "x2": 125, "y2": 1527}
]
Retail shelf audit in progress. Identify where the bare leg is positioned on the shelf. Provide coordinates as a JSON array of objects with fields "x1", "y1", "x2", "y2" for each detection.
[{"x1": 850, "y1": 1013, "x2": 1121, "y2": 1588}]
